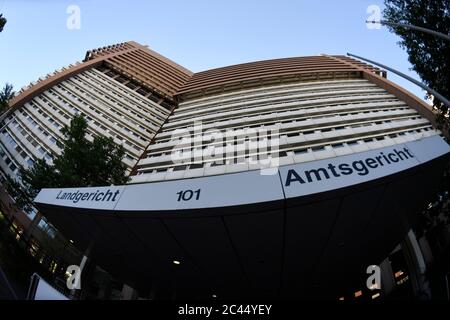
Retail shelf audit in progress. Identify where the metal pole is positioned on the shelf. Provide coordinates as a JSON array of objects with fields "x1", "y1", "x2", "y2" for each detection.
[
  {"x1": 366, "y1": 20, "x2": 450, "y2": 42},
  {"x1": 446, "y1": 272, "x2": 450, "y2": 300},
  {"x1": 0, "y1": 118, "x2": 14, "y2": 134},
  {"x1": 0, "y1": 264, "x2": 18, "y2": 300},
  {"x1": 347, "y1": 52, "x2": 450, "y2": 109}
]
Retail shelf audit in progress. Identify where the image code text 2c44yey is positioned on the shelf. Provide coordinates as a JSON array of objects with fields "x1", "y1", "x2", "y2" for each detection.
[{"x1": 178, "y1": 304, "x2": 272, "y2": 317}]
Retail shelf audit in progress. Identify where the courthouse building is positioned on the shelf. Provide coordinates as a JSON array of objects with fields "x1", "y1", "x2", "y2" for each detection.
[{"x1": 0, "y1": 41, "x2": 449, "y2": 299}]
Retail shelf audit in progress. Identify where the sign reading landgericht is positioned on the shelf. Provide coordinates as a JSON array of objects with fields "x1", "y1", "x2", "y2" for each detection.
[
  {"x1": 55, "y1": 189, "x2": 121, "y2": 203},
  {"x1": 34, "y1": 135, "x2": 450, "y2": 212}
]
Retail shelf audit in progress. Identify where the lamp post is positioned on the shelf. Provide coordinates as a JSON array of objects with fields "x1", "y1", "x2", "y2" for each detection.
[
  {"x1": 366, "y1": 20, "x2": 450, "y2": 42},
  {"x1": 363, "y1": 19, "x2": 450, "y2": 108},
  {"x1": 347, "y1": 52, "x2": 450, "y2": 109}
]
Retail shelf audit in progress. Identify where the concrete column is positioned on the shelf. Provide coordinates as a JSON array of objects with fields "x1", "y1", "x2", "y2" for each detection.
[
  {"x1": 69, "y1": 242, "x2": 93, "y2": 300},
  {"x1": 418, "y1": 236, "x2": 434, "y2": 267},
  {"x1": 148, "y1": 282, "x2": 157, "y2": 300},
  {"x1": 68, "y1": 255, "x2": 88, "y2": 300},
  {"x1": 121, "y1": 284, "x2": 138, "y2": 300},
  {"x1": 401, "y1": 229, "x2": 431, "y2": 299},
  {"x1": 379, "y1": 258, "x2": 395, "y2": 297}
]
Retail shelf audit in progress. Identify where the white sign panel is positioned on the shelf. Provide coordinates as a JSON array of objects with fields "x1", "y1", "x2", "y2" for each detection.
[
  {"x1": 34, "y1": 185, "x2": 125, "y2": 210},
  {"x1": 35, "y1": 135, "x2": 450, "y2": 211},
  {"x1": 115, "y1": 170, "x2": 284, "y2": 211},
  {"x1": 280, "y1": 135, "x2": 450, "y2": 199},
  {"x1": 33, "y1": 276, "x2": 69, "y2": 300}
]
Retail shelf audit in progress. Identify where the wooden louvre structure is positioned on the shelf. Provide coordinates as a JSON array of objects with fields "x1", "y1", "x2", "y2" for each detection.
[
  {"x1": 176, "y1": 55, "x2": 386, "y2": 98},
  {"x1": 6, "y1": 41, "x2": 436, "y2": 127}
]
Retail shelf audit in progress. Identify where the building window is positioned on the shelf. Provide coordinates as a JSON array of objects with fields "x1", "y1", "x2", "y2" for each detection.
[
  {"x1": 189, "y1": 163, "x2": 204, "y2": 169},
  {"x1": 27, "y1": 158, "x2": 35, "y2": 167},
  {"x1": 9, "y1": 163, "x2": 17, "y2": 172}
]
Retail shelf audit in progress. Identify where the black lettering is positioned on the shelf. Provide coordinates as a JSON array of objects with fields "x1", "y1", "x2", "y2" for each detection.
[
  {"x1": 381, "y1": 152, "x2": 391, "y2": 164},
  {"x1": 338, "y1": 163, "x2": 353, "y2": 175},
  {"x1": 353, "y1": 160, "x2": 369, "y2": 175},
  {"x1": 394, "y1": 149, "x2": 407, "y2": 160},
  {"x1": 388, "y1": 153, "x2": 399, "y2": 162},
  {"x1": 182, "y1": 190, "x2": 193, "y2": 201},
  {"x1": 404, "y1": 148, "x2": 414, "y2": 158},
  {"x1": 365, "y1": 158, "x2": 378, "y2": 169},
  {"x1": 103, "y1": 189, "x2": 113, "y2": 201},
  {"x1": 112, "y1": 190, "x2": 120, "y2": 201},
  {"x1": 194, "y1": 189, "x2": 201, "y2": 200},
  {"x1": 285, "y1": 169, "x2": 306, "y2": 186},
  {"x1": 327, "y1": 163, "x2": 340, "y2": 177},
  {"x1": 69, "y1": 192, "x2": 78, "y2": 201},
  {"x1": 73, "y1": 193, "x2": 83, "y2": 203},
  {"x1": 375, "y1": 156, "x2": 384, "y2": 166},
  {"x1": 95, "y1": 192, "x2": 104, "y2": 201},
  {"x1": 305, "y1": 168, "x2": 330, "y2": 182},
  {"x1": 56, "y1": 189, "x2": 121, "y2": 202}
]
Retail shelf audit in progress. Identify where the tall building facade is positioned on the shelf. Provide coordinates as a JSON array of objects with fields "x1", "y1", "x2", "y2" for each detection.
[
  {"x1": 0, "y1": 42, "x2": 190, "y2": 243},
  {"x1": 132, "y1": 58, "x2": 436, "y2": 183},
  {"x1": 1, "y1": 42, "x2": 449, "y2": 299},
  {"x1": 1, "y1": 41, "x2": 191, "y2": 178}
]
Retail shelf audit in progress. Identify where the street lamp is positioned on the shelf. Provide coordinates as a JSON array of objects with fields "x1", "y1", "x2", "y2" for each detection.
[
  {"x1": 347, "y1": 52, "x2": 450, "y2": 109},
  {"x1": 366, "y1": 20, "x2": 450, "y2": 42},
  {"x1": 361, "y1": 19, "x2": 450, "y2": 108},
  {"x1": 0, "y1": 116, "x2": 16, "y2": 138}
]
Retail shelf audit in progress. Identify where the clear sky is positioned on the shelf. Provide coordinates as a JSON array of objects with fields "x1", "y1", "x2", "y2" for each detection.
[{"x1": 0, "y1": 0, "x2": 429, "y2": 101}]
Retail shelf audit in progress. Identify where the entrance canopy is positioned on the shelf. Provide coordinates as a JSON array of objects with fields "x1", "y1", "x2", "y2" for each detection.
[{"x1": 34, "y1": 135, "x2": 450, "y2": 298}]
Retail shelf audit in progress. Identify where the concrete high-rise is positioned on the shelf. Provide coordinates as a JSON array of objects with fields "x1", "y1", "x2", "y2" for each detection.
[{"x1": 1, "y1": 42, "x2": 449, "y2": 299}]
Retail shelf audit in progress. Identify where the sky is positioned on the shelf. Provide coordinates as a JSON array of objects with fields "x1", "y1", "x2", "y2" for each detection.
[{"x1": 0, "y1": 0, "x2": 429, "y2": 101}]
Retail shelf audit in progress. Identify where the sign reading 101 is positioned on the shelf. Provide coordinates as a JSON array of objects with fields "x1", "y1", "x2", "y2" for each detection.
[{"x1": 176, "y1": 189, "x2": 201, "y2": 202}]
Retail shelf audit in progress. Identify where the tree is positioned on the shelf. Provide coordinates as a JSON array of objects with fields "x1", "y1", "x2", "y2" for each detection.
[
  {"x1": 383, "y1": 0, "x2": 450, "y2": 132},
  {"x1": 6, "y1": 114, "x2": 130, "y2": 210},
  {"x1": 0, "y1": 83, "x2": 14, "y2": 113},
  {"x1": 383, "y1": 0, "x2": 450, "y2": 248},
  {"x1": 0, "y1": 14, "x2": 6, "y2": 33}
]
